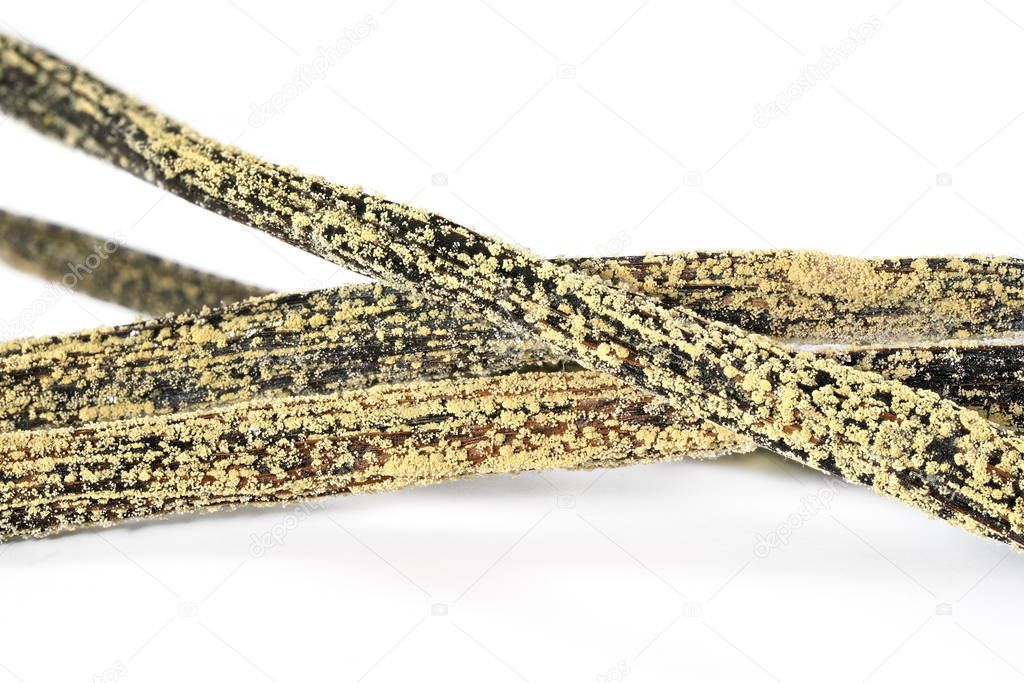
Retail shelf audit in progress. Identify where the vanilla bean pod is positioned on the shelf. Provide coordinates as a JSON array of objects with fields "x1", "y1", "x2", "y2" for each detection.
[
  {"x1": 7, "y1": 335, "x2": 1024, "y2": 538},
  {"x1": 2, "y1": 230, "x2": 1024, "y2": 537},
  {"x1": 8, "y1": 213, "x2": 1024, "y2": 435},
  {"x1": 4, "y1": 335, "x2": 1024, "y2": 539},
  {"x1": 0, "y1": 371, "x2": 756, "y2": 538},
  {"x1": 2, "y1": 36, "x2": 1023, "y2": 547},
  {"x1": 6, "y1": 211, "x2": 1024, "y2": 341},
  {"x1": 0, "y1": 210, "x2": 268, "y2": 315},
  {"x1": 2, "y1": 224, "x2": 1024, "y2": 433}
]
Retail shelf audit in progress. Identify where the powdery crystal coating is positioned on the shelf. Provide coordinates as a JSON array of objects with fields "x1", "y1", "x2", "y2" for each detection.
[
  {"x1": 0, "y1": 371, "x2": 751, "y2": 538},
  {"x1": 1, "y1": 216, "x2": 1024, "y2": 535},
  {"x1": 2, "y1": 216, "x2": 1024, "y2": 435},
  {"x1": 1, "y1": 35, "x2": 1024, "y2": 547},
  {"x1": 0, "y1": 210, "x2": 270, "y2": 316}
]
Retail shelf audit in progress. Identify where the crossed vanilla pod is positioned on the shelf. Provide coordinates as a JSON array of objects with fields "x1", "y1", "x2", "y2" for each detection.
[
  {"x1": 1, "y1": 34, "x2": 1024, "y2": 546},
  {"x1": 1, "y1": 214, "x2": 1023, "y2": 538}
]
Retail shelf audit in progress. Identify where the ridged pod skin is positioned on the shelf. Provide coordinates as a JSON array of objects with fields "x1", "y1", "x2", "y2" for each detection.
[{"x1": 2, "y1": 36, "x2": 1024, "y2": 546}]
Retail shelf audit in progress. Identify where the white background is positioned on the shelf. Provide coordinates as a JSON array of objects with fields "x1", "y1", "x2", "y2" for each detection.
[{"x1": 1, "y1": 1, "x2": 1024, "y2": 681}]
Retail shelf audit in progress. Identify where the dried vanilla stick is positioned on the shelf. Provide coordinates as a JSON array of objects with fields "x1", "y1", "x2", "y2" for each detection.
[
  {"x1": 3, "y1": 333, "x2": 1024, "y2": 537},
  {"x1": 2, "y1": 35, "x2": 1024, "y2": 547},
  {"x1": 4, "y1": 209, "x2": 1024, "y2": 340},
  {"x1": 2, "y1": 217, "x2": 1024, "y2": 433},
  {"x1": 3, "y1": 245, "x2": 1024, "y2": 537},
  {"x1": 0, "y1": 370, "x2": 754, "y2": 538},
  {"x1": 0, "y1": 209, "x2": 268, "y2": 315},
  {"x1": 0, "y1": 219, "x2": 1023, "y2": 536}
]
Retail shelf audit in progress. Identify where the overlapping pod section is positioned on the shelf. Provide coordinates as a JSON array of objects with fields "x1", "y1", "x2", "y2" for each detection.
[{"x1": 1, "y1": 33, "x2": 1023, "y2": 547}]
